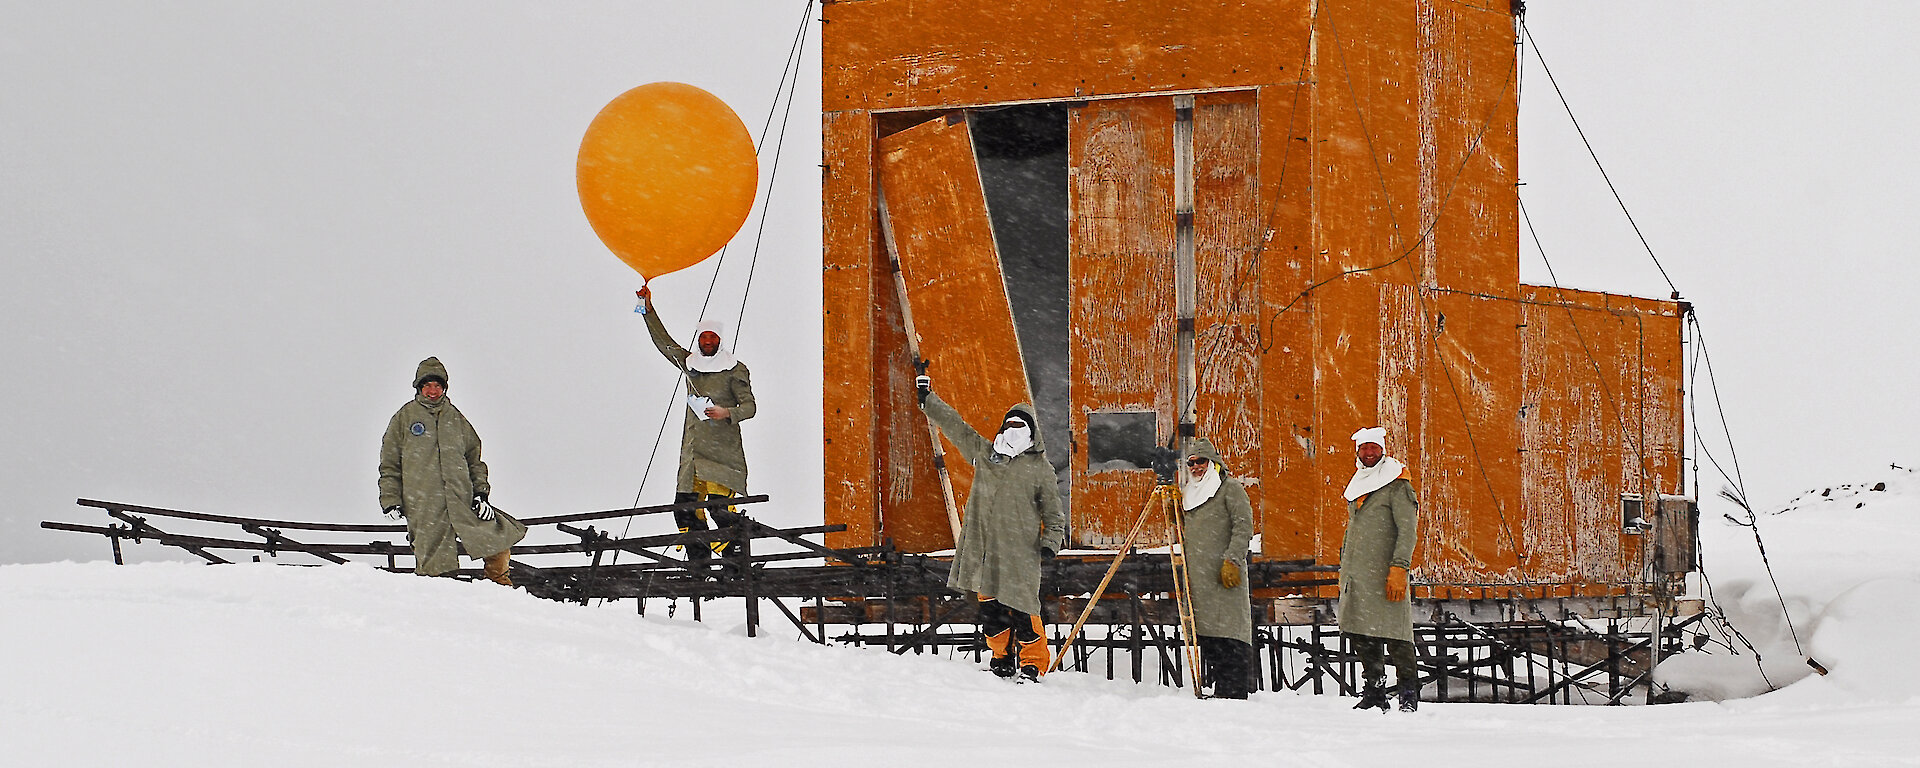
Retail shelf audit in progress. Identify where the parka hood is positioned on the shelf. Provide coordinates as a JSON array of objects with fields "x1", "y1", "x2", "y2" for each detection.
[
  {"x1": 1000, "y1": 403, "x2": 1045, "y2": 454},
  {"x1": 1187, "y1": 437, "x2": 1225, "y2": 469},
  {"x1": 413, "y1": 357, "x2": 450, "y2": 390}
]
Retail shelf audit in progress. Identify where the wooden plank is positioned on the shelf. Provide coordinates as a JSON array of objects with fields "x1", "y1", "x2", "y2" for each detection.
[
  {"x1": 823, "y1": 110, "x2": 879, "y2": 550},
  {"x1": 872, "y1": 218, "x2": 950, "y2": 553},
  {"x1": 1069, "y1": 96, "x2": 1177, "y2": 547},
  {"x1": 1419, "y1": 0, "x2": 1520, "y2": 297},
  {"x1": 1311, "y1": 0, "x2": 1423, "y2": 572},
  {"x1": 1253, "y1": 73, "x2": 1320, "y2": 562},
  {"x1": 878, "y1": 114, "x2": 1036, "y2": 547},
  {"x1": 1419, "y1": 290, "x2": 1525, "y2": 582},
  {"x1": 822, "y1": 0, "x2": 1315, "y2": 112},
  {"x1": 1192, "y1": 90, "x2": 1265, "y2": 522}
]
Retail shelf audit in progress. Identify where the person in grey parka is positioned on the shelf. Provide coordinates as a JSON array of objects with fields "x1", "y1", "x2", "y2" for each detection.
[
  {"x1": 379, "y1": 357, "x2": 527, "y2": 585},
  {"x1": 1179, "y1": 438, "x2": 1255, "y2": 699},
  {"x1": 917, "y1": 372, "x2": 1065, "y2": 682},
  {"x1": 1336, "y1": 426, "x2": 1421, "y2": 711},
  {"x1": 637, "y1": 285, "x2": 757, "y2": 560}
]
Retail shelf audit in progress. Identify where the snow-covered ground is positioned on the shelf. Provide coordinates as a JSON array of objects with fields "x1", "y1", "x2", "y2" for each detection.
[{"x1": 5, "y1": 470, "x2": 1918, "y2": 767}]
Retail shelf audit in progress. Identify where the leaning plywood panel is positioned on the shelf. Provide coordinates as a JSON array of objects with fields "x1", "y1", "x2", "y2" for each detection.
[
  {"x1": 1193, "y1": 91, "x2": 1265, "y2": 521},
  {"x1": 1069, "y1": 96, "x2": 1177, "y2": 547},
  {"x1": 874, "y1": 232, "x2": 952, "y2": 553},
  {"x1": 878, "y1": 115, "x2": 1035, "y2": 539},
  {"x1": 821, "y1": 0, "x2": 1312, "y2": 112},
  {"x1": 823, "y1": 110, "x2": 879, "y2": 550}
]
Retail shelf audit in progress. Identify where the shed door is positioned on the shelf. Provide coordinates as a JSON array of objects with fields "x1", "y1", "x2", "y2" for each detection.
[{"x1": 878, "y1": 114, "x2": 1036, "y2": 526}]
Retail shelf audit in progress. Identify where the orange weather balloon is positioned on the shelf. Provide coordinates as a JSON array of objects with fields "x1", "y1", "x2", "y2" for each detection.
[{"x1": 577, "y1": 82, "x2": 758, "y2": 281}]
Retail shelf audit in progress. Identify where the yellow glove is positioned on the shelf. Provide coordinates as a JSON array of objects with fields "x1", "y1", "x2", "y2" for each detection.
[
  {"x1": 1219, "y1": 559, "x2": 1242, "y2": 589},
  {"x1": 1385, "y1": 565, "x2": 1408, "y2": 602}
]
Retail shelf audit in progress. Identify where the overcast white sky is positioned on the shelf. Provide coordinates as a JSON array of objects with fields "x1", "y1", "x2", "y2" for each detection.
[{"x1": 5, "y1": 2, "x2": 1916, "y2": 564}]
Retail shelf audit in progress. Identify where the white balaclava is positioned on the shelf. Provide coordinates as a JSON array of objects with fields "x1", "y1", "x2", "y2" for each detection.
[
  {"x1": 1342, "y1": 426, "x2": 1406, "y2": 501},
  {"x1": 1182, "y1": 460, "x2": 1222, "y2": 511},
  {"x1": 992, "y1": 414, "x2": 1034, "y2": 458},
  {"x1": 686, "y1": 320, "x2": 737, "y2": 373}
]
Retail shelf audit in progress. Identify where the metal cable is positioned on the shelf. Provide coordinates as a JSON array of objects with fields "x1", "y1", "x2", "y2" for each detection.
[
  {"x1": 1517, "y1": 196, "x2": 1654, "y2": 491},
  {"x1": 733, "y1": 0, "x2": 816, "y2": 339},
  {"x1": 1518, "y1": 21, "x2": 1680, "y2": 296}
]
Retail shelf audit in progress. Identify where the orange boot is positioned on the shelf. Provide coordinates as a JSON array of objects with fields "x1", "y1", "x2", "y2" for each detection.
[{"x1": 482, "y1": 549, "x2": 514, "y2": 587}]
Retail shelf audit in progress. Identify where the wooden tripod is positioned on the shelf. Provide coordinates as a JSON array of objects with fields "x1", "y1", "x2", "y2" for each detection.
[{"x1": 1048, "y1": 482, "x2": 1207, "y2": 697}]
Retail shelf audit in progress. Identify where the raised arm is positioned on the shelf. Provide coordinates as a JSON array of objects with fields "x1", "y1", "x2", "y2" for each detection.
[
  {"x1": 642, "y1": 301, "x2": 692, "y2": 370},
  {"x1": 921, "y1": 391, "x2": 989, "y2": 466}
]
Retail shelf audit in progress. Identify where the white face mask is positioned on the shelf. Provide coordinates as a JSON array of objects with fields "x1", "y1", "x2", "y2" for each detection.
[{"x1": 993, "y1": 423, "x2": 1033, "y2": 457}]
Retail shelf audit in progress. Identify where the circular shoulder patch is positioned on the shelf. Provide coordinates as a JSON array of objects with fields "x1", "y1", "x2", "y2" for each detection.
[{"x1": 409, "y1": 421, "x2": 426, "y2": 436}]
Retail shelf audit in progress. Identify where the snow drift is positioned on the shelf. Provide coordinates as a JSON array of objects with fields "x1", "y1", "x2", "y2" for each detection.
[{"x1": 5, "y1": 468, "x2": 1918, "y2": 766}]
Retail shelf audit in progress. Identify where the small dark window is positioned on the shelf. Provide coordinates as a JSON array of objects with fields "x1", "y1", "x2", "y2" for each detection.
[
  {"x1": 1621, "y1": 493, "x2": 1648, "y2": 535},
  {"x1": 1087, "y1": 411, "x2": 1159, "y2": 472}
]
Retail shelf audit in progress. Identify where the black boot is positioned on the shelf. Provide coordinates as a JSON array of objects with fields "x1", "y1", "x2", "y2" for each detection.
[
  {"x1": 672, "y1": 494, "x2": 711, "y2": 562},
  {"x1": 709, "y1": 504, "x2": 742, "y2": 559},
  {"x1": 1397, "y1": 681, "x2": 1420, "y2": 712},
  {"x1": 1353, "y1": 678, "x2": 1390, "y2": 711},
  {"x1": 989, "y1": 654, "x2": 1016, "y2": 678}
]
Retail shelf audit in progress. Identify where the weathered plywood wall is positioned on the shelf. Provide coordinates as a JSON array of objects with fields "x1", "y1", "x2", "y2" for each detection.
[
  {"x1": 1192, "y1": 91, "x2": 1267, "y2": 532},
  {"x1": 823, "y1": 0, "x2": 1689, "y2": 595}
]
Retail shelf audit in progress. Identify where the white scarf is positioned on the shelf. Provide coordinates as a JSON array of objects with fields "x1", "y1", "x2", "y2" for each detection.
[
  {"x1": 992, "y1": 423, "x2": 1033, "y2": 458},
  {"x1": 1343, "y1": 456, "x2": 1406, "y2": 501},
  {"x1": 686, "y1": 320, "x2": 736, "y2": 373},
  {"x1": 1182, "y1": 462, "x2": 1223, "y2": 511}
]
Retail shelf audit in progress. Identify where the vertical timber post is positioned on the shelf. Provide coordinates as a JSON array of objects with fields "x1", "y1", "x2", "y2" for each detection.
[
  {"x1": 742, "y1": 525, "x2": 758, "y2": 638},
  {"x1": 1172, "y1": 94, "x2": 1198, "y2": 450}
]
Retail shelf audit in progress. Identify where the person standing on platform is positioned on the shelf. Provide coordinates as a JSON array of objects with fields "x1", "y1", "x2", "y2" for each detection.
[
  {"x1": 1180, "y1": 438, "x2": 1256, "y2": 699},
  {"x1": 637, "y1": 285, "x2": 757, "y2": 560},
  {"x1": 1337, "y1": 426, "x2": 1422, "y2": 712},
  {"x1": 916, "y1": 371, "x2": 1065, "y2": 683},
  {"x1": 379, "y1": 357, "x2": 526, "y2": 586}
]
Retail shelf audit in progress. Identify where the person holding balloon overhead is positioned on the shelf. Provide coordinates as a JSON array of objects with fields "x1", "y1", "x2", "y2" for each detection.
[
  {"x1": 636, "y1": 286, "x2": 757, "y2": 561},
  {"x1": 576, "y1": 82, "x2": 761, "y2": 560}
]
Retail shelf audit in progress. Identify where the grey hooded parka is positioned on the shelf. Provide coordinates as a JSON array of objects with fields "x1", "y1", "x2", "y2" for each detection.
[
  {"x1": 378, "y1": 357, "x2": 527, "y2": 575},
  {"x1": 1181, "y1": 438, "x2": 1255, "y2": 644},
  {"x1": 922, "y1": 392, "x2": 1066, "y2": 618},
  {"x1": 643, "y1": 309, "x2": 757, "y2": 494}
]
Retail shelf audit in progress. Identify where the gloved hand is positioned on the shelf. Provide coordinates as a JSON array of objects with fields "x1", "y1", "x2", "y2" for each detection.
[
  {"x1": 1385, "y1": 565, "x2": 1408, "y2": 602},
  {"x1": 382, "y1": 505, "x2": 404, "y2": 521},
  {"x1": 915, "y1": 374, "x2": 931, "y2": 405},
  {"x1": 1040, "y1": 547, "x2": 1057, "y2": 560},
  {"x1": 475, "y1": 500, "x2": 498, "y2": 522},
  {"x1": 1219, "y1": 559, "x2": 1242, "y2": 589}
]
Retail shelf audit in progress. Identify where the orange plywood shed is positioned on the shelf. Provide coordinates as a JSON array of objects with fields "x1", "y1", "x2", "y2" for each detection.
[{"x1": 822, "y1": 0, "x2": 1690, "y2": 596}]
